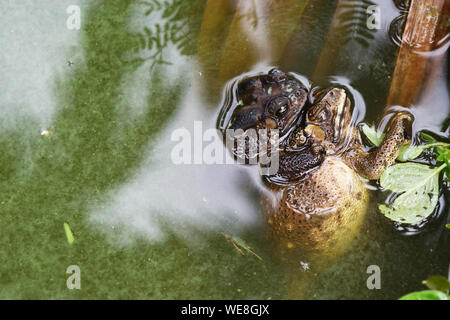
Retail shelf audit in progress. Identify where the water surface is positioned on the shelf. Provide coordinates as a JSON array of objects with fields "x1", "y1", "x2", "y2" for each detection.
[{"x1": 0, "y1": 0, "x2": 448, "y2": 299}]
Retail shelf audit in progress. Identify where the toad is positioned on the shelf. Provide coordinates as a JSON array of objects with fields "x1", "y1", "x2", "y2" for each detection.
[{"x1": 222, "y1": 69, "x2": 412, "y2": 257}]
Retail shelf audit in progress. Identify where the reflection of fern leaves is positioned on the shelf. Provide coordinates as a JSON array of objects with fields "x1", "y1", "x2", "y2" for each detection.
[
  {"x1": 338, "y1": 0, "x2": 377, "y2": 48},
  {"x1": 144, "y1": 27, "x2": 154, "y2": 50},
  {"x1": 340, "y1": 0, "x2": 375, "y2": 9},
  {"x1": 336, "y1": 22, "x2": 375, "y2": 48},
  {"x1": 141, "y1": 0, "x2": 162, "y2": 16},
  {"x1": 134, "y1": 22, "x2": 190, "y2": 51},
  {"x1": 130, "y1": 0, "x2": 196, "y2": 68},
  {"x1": 142, "y1": 0, "x2": 184, "y2": 20},
  {"x1": 162, "y1": 0, "x2": 183, "y2": 20}
]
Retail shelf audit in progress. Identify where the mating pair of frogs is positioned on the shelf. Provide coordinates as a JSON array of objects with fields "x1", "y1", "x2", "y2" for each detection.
[{"x1": 225, "y1": 69, "x2": 412, "y2": 256}]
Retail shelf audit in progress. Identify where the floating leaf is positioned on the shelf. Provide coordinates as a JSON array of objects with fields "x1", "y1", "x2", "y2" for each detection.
[
  {"x1": 397, "y1": 142, "x2": 449, "y2": 162},
  {"x1": 64, "y1": 222, "x2": 75, "y2": 245},
  {"x1": 397, "y1": 144, "x2": 424, "y2": 162},
  {"x1": 379, "y1": 162, "x2": 439, "y2": 193},
  {"x1": 361, "y1": 124, "x2": 384, "y2": 147},
  {"x1": 379, "y1": 163, "x2": 445, "y2": 224},
  {"x1": 399, "y1": 290, "x2": 450, "y2": 300},
  {"x1": 422, "y1": 275, "x2": 450, "y2": 292}
]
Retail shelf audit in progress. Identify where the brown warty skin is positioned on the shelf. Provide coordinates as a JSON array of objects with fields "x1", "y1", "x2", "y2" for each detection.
[{"x1": 226, "y1": 69, "x2": 412, "y2": 259}]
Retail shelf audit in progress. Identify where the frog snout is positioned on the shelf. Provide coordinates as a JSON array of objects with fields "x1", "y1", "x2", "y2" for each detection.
[{"x1": 230, "y1": 105, "x2": 262, "y2": 131}]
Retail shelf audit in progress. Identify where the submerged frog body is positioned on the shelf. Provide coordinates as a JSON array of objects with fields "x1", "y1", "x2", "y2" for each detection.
[{"x1": 223, "y1": 69, "x2": 412, "y2": 257}]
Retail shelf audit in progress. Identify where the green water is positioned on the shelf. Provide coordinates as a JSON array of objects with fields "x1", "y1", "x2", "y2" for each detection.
[{"x1": 0, "y1": 0, "x2": 448, "y2": 299}]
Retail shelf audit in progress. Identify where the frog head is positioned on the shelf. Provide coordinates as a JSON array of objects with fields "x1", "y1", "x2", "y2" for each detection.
[
  {"x1": 289, "y1": 87, "x2": 352, "y2": 152},
  {"x1": 229, "y1": 68, "x2": 308, "y2": 137}
]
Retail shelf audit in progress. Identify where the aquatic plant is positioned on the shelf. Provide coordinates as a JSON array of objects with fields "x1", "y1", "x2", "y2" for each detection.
[
  {"x1": 363, "y1": 126, "x2": 450, "y2": 224},
  {"x1": 399, "y1": 275, "x2": 450, "y2": 300}
]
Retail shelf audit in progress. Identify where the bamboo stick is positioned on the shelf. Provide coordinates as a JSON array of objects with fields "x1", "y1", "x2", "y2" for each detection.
[{"x1": 387, "y1": 0, "x2": 449, "y2": 108}]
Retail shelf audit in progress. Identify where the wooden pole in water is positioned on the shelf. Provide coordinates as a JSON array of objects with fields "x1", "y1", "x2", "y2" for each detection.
[{"x1": 387, "y1": 0, "x2": 450, "y2": 108}]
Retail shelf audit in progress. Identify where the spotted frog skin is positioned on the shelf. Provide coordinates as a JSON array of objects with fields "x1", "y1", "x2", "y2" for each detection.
[{"x1": 225, "y1": 69, "x2": 412, "y2": 256}]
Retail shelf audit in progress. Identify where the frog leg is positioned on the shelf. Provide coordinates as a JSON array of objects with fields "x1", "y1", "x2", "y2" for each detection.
[
  {"x1": 274, "y1": 145, "x2": 326, "y2": 181},
  {"x1": 347, "y1": 112, "x2": 413, "y2": 180}
]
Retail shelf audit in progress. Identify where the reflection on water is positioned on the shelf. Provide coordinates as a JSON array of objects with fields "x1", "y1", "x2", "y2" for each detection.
[
  {"x1": 333, "y1": 0, "x2": 378, "y2": 48},
  {"x1": 89, "y1": 80, "x2": 260, "y2": 245},
  {"x1": 0, "y1": 0, "x2": 448, "y2": 299},
  {"x1": 0, "y1": 0, "x2": 84, "y2": 127},
  {"x1": 126, "y1": 0, "x2": 204, "y2": 69}
]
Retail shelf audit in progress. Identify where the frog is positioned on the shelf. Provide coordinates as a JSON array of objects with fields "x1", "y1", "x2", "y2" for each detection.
[
  {"x1": 264, "y1": 87, "x2": 412, "y2": 258},
  {"x1": 222, "y1": 69, "x2": 412, "y2": 258},
  {"x1": 226, "y1": 68, "x2": 309, "y2": 163}
]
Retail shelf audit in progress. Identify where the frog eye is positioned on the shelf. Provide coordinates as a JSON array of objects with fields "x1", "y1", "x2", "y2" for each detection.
[
  {"x1": 267, "y1": 96, "x2": 290, "y2": 118},
  {"x1": 277, "y1": 104, "x2": 287, "y2": 116}
]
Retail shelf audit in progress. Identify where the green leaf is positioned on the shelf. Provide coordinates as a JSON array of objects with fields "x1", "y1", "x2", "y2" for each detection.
[
  {"x1": 397, "y1": 142, "x2": 450, "y2": 162},
  {"x1": 422, "y1": 275, "x2": 450, "y2": 292},
  {"x1": 446, "y1": 223, "x2": 450, "y2": 229},
  {"x1": 437, "y1": 147, "x2": 450, "y2": 163},
  {"x1": 397, "y1": 144, "x2": 424, "y2": 162},
  {"x1": 361, "y1": 124, "x2": 384, "y2": 147},
  {"x1": 420, "y1": 132, "x2": 437, "y2": 142},
  {"x1": 64, "y1": 222, "x2": 75, "y2": 245},
  {"x1": 436, "y1": 147, "x2": 450, "y2": 182},
  {"x1": 399, "y1": 290, "x2": 450, "y2": 300},
  {"x1": 380, "y1": 163, "x2": 440, "y2": 193},
  {"x1": 379, "y1": 163, "x2": 445, "y2": 224}
]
